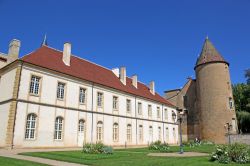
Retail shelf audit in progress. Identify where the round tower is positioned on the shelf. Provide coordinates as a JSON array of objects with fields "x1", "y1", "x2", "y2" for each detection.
[{"x1": 195, "y1": 38, "x2": 237, "y2": 144}]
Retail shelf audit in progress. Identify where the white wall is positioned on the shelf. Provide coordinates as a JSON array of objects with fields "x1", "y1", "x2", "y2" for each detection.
[{"x1": 12, "y1": 65, "x2": 178, "y2": 148}]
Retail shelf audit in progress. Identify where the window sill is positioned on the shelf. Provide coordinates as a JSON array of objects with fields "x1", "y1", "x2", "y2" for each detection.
[
  {"x1": 79, "y1": 102, "x2": 86, "y2": 105},
  {"x1": 57, "y1": 98, "x2": 65, "y2": 101},
  {"x1": 29, "y1": 93, "x2": 40, "y2": 97}
]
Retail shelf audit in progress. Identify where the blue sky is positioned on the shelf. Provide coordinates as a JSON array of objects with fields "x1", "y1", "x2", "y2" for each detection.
[{"x1": 0, "y1": 0, "x2": 249, "y2": 95}]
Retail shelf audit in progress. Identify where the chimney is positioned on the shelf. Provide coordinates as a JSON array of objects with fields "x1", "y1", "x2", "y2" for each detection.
[
  {"x1": 8, "y1": 39, "x2": 21, "y2": 59},
  {"x1": 149, "y1": 81, "x2": 155, "y2": 95},
  {"x1": 63, "y1": 42, "x2": 71, "y2": 66},
  {"x1": 132, "y1": 75, "x2": 138, "y2": 88},
  {"x1": 120, "y1": 67, "x2": 126, "y2": 85},
  {"x1": 112, "y1": 68, "x2": 120, "y2": 77}
]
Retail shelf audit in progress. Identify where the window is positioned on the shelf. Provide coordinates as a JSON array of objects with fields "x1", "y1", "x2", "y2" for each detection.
[
  {"x1": 79, "y1": 88, "x2": 86, "y2": 104},
  {"x1": 126, "y1": 99, "x2": 131, "y2": 114},
  {"x1": 138, "y1": 102, "x2": 142, "y2": 115},
  {"x1": 78, "y1": 119, "x2": 85, "y2": 133},
  {"x1": 158, "y1": 127, "x2": 161, "y2": 141},
  {"x1": 97, "y1": 121, "x2": 103, "y2": 141},
  {"x1": 113, "y1": 123, "x2": 119, "y2": 141},
  {"x1": 164, "y1": 109, "x2": 168, "y2": 120},
  {"x1": 229, "y1": 98, "x2": 233, "y2": 109},
  {"x1": 149, "y1": 126, "x2": 153, "y2": 142},
  {"x1": 57, "y1": 82, "x2": 65, "y2": 99},
  {"x1": 127, "y1": 124, "x2": 132, "y2": 142},
  {"x1": 139, "y1": 125, "x2": 143, "y2": 142},
  {"x1": 29, "y1": 75, "x2": 40, "y2": 95},
  {"x1": 97, "y1": 92, "x2": 103, "y2": 107},
  {"x1": 148, "y1": 105, "x2": 152, "y2": 118},
  {"x1": 172, "y1": 111, "x2": 177, "y2": 122},
  {"x1": 165, "y1": 127, "x2": 169, "y2": 143},
  {"x1": 54, "y1": 117, "x2": 63, "y2": 140},
  {"x1": 157, "y1": 107, "x2": 161, "y2": 119},
  {"x1": 113, "y1": 96, "x2": 118, "y2": 110},
  {"x1": 25, "y1": 114, "x2": 37, "y2": 139},
  {"x1": 173, "y1": 128, "x2": 176, "y2": 140}
]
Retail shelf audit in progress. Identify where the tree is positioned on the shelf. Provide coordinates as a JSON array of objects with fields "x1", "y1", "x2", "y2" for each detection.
[{"x1": 246, "y1": 69, "x2": 250, "y2": 85}]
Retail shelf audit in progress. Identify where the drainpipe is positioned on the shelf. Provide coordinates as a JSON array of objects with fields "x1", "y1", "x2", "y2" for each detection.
[
  {"x1": 135, "y1": 96, "x2": 137, "y2": 145},
  {"x1": 91, "y1": 82, "x2": 94, "y2": 143},
  {"x1": 162, "y1": 104, "x2": 164, "y2": 143}
]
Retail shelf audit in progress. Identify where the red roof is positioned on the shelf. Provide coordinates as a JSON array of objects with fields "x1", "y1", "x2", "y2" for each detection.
[{"x1": 21, "y1": 45, "x2": 174, "y2": 107}]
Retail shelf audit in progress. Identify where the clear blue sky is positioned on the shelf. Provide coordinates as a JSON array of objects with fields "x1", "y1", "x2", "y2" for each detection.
[{"x1": 0, "y1": 0, "x2": 249, "y2": 95}]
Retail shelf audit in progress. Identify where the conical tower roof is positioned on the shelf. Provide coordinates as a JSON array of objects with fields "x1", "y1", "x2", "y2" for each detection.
[{"x1": 194, "y1": 37, "x2": 228, "y2": 69}]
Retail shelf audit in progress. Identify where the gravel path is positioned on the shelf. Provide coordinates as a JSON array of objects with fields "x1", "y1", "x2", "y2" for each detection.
[{"x1": 0, "y1": 148, "x2": 86, "y2": 166}]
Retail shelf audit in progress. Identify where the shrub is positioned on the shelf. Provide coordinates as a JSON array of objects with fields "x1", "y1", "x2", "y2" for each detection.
[
  {"x1": 82, "y1": 142, "x2": 113, "y2": 154},
  {"x1": 210, "y1": 143, "x2": 250, "y2": 164},
  {"x1": 149, "y1": 141, "x2": 170, "y2": 152}
]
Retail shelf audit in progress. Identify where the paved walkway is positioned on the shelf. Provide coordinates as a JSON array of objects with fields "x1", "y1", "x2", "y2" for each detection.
[
  {"x1": 148, "y1": 152, "x2": 209, "y2": 157},
  {"x1": 0, "y1": 148, "x2": 87, "y2": 166}
]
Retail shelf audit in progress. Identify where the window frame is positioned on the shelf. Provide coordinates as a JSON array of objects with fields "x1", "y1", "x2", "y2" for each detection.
[
  {"x1": 126, "y1": 99, "x2": 131, "y2": 114},
  {"x1": 79, "y1": 87, "x2": 87, "y2": 104},
  {"x1": 113, "y1": 123, "x2": 119, "y2": 142},
  {"x1": 54, "y1": 116, "x2": 63, "y2": 140},
  {"x1": 138, "y1": 102, "x2": 142, "y2": 116},
  {"x1": 97, "y1": 121, "x2": 103, "y2": 141},
  {"x1": 127, "y1": 124, "x2": 132, "y2": 142},
  {"x1": 57, "y1": 82, "x2": 65, "y2": 100},
  {"x1": 29, "y1": 75, "x2": 41, "y2": 96},
  {"x1": 113, "y1": 96, "x2": 119, "y2": 110},
  {"x1": 25, "y1": 113, "x2": 37, "y2": 140},
  {"x1": 97, "y1": 92, "x2": 104, "y2": 108}
]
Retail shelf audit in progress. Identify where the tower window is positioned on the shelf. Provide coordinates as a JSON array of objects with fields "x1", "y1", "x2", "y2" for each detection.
[{"x1": 229, "y1": 98, "x2": 233, "y2": 109}]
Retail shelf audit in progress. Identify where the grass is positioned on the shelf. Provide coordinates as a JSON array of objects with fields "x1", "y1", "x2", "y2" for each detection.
[
  {"x1": 0, "y1": 156, "x2": 47, "y2": 166},
  {"x1": 20, "y1": 145, "x2": 250, "y2": 166}
]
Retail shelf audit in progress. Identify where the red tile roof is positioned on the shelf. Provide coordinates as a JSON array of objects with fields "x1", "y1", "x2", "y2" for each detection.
[{"x1": 21, "y1": 45, "x2": 174, "y2": 107}]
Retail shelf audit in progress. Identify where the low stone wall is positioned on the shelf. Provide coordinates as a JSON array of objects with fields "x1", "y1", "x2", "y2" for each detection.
[{"x1": 228, "y1": 134, "x2": 250, "y2": 145}]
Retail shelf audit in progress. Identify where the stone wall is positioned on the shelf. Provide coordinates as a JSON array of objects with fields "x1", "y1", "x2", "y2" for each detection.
[{"x1": 229, "y1": 134, "x2": 250, "y2": 145}]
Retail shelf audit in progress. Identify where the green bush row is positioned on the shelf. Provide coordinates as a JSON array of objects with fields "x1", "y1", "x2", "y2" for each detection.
[
  {"x1": 82, "y1": 142, "x2": 113, "y2": 154},
  {"x1": 210, "y1": 143, "x2": 250, "y2": 164},
  {"x1": 148, "y1": 140, "x2": 170, "y2": 152}
]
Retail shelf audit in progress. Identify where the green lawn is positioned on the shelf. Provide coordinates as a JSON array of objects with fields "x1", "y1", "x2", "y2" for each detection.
[
  {"x1": 20, "y1": 145, "x2": 250, "y2": 166},
  {"x1": 0, "y1": 156, "x2": 47, "y2": 166}
]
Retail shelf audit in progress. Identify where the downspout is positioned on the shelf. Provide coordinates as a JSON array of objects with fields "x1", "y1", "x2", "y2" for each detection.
[
  {"x1": 11, "y1": 61, "x2": 23, "y2": 149},
  {"x1": 135, "y1": 96, "x2": 137, "y2": 145},
  {"x1": 91, "y1": 82, "x2": 94, "y2": 143},
  {"x1": 162, "y1": 104, "x2": 164, "y2": 143}
]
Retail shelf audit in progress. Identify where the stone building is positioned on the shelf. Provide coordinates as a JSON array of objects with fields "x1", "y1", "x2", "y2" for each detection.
[
  {"x1": 165, "y1": 38, "x2": 238, "y2": 144},
  {"x1": 0, "y1": 39, "x2": 178, "y2": 148}
]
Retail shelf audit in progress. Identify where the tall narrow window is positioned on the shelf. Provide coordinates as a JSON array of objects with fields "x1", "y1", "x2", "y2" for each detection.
[
  {"x1": 97, "y1": 121, "x2": 103, "y2": 141},
  {"x1": 126, "y1": 99, "x2": 131, "y2": 114},
  {"x1": 25, "y1": 114, "x2": 37, "y2": 139},
  {"x1": 78, "y1": 119, "x2": 85, "y2": 133},
  {"x1": 113, "y1": 96, "x2": 118, "y2": 110},
  {"x1": 157, "y1": 107, "x2": 161, "y2": 119},
  {"x1": 79, "y1": 88, "x2": 86, "y2": 104},
  {"x1": 57, "y1": 82, "x2": 65, "y2": 99},
  {"x1": 139, "y1": 125, "x2": 143, "y2": 142},
  {"x1": 173, "y1": 128, "x2": 176, "y2": 141},
  {"x1": 127, "y1": 124, "x2": 132, "y2": 142},
  {"x1": 158, "y1": 127, "x2": 161, "y2": 141},
  {"x1": 29, "y1": 76, "x2": 40, "y2": 95},
  {"x1": 54, "y1": 117, "x2": 63, "y2": 140},
  {"x1": 113, "y1": 123, "x2": 119, "y2": 141},
  {"x1": 138, "y1": 102, "x2": 142, "y2": 115},
  {"x1": 149, "y1": 126, "x2": 153, "y2": 143},
  {"x1": 229, "y1": 98, "x2": 233, "y2": 109},
  {"x1": 148, "y1": 105, "x2": 152, "y2": 118},
  {"x1": 165, "y1": 127, "x2": 169, "y2": 143},
  {"x1": 97, "y1": 92, "x2": 103, "y2": 107},
  {"x1": 164, "y1": 109, "x2": 168, "y2": 121}
]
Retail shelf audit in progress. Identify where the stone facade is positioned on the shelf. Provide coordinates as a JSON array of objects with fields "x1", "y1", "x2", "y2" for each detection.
[{"x1": 165, "y1": 38, "x2": 238, "y2": 144}]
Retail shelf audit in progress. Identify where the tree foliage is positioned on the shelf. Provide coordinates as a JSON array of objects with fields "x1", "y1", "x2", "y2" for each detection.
[
  {"x1": 232, "y1": 69, "x2": 250, "y2": 133},
  {"x1": 245, "y1": 69, "x2": 250, "y2": 85}
]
